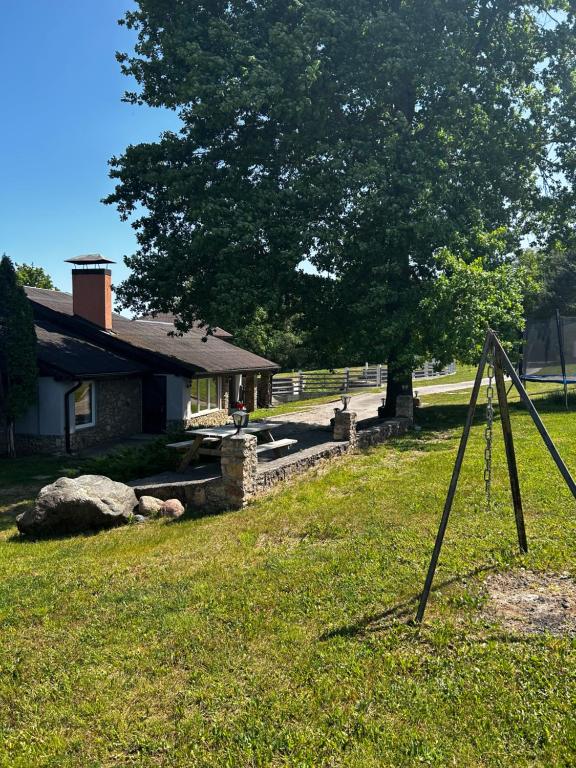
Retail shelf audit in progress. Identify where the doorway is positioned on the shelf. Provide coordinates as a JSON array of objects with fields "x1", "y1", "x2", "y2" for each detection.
[{"x1": 142, "y1": 375, "x2": 167, "y2": 433}]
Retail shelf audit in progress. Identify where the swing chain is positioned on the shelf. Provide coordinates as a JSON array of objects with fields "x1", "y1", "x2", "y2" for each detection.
[{"x1": 484, "y1": 354, "x2": 495, "y2": 506}]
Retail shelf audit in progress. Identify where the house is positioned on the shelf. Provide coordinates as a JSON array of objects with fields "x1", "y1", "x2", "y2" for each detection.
[{"x1": 7, "y1": 255, "x2": 279, "y2": 454}]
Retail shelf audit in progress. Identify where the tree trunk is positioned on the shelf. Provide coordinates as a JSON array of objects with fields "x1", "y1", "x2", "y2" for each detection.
[
  {"x1": 6, "y1": 418, "x2": 15, "y2": 458},
  {"x1": 383, "y1": 355, "x2": 413, "y2": 417}
]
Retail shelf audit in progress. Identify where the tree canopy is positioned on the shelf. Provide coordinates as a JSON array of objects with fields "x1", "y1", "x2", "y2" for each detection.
[
  {"x1": 15, "y1": 263, "x2": 57, "y2": 290},
  {"x1": 0, "y1": 255, "x2": 38, "y2": 455},
  {"x1": 523, "y1": 247, "x2": 576, "y2": 318},
  {"x1": 107, "y1": 1, "x2": 576, "y2": 407}
]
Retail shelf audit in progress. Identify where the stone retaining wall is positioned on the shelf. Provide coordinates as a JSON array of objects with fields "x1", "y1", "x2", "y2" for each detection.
[
  {"x1": 72, "y1": 378, "x2": 143, "y2": 452},
  {"x1": 132, "y1": 415, "x2": 410, "y2": 514}
]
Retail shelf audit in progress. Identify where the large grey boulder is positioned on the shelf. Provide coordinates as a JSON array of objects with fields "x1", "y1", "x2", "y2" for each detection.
[{"x1": 16, "y1": 475, "x2": 138, "y2": 537}]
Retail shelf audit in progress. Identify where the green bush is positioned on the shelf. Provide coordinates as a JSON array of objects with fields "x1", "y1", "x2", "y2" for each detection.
[{"x1": 83, "y1": 437, "x2": 182, "y2": 483}]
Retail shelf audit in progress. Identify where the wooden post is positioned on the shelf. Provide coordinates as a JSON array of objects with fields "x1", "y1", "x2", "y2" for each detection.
[{"x1": 494, "y1": 352, "x2": 528, "y2": 553}]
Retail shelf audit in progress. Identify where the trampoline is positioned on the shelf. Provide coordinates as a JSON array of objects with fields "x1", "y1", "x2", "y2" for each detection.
[{"x1": 521, "y1": 310, "x2": 576, "y2": 404}]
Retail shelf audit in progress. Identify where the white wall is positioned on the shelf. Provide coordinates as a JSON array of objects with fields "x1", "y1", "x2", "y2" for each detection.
[
  {"x1": 165, "y1": 375, "x2": 190, "y2": 421},
  {"x1": 15, "y1": 377, "x2": 70, "y2": 436}
]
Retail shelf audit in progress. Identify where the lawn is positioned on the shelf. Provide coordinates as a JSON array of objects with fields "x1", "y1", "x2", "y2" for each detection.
[{"x1": 1, "y1": 382, "x2": 576, "y2": 766}]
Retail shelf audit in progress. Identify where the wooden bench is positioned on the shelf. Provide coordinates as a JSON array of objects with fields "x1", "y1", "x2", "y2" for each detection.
[
  {"x1": 256, "y1": 438, "x2": 298, "y2": 458},
  {"x1": 168, "y1": 437, "x2": 222, "y2": 468},
  {"x1": 168, "y1": 436, "x2": 298, "y2": 466},
  {"x1": 167, "y1": 437, "x2": 220, "y2": 451}
]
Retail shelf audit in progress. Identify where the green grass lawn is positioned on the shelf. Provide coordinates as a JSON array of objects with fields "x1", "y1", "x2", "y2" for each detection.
[
  {"x1": 1, "y1": 382, "x2": 576, "y2": 766},
  {"x1": 415, "y1": 362, "x2": 477, "y2": 386}
]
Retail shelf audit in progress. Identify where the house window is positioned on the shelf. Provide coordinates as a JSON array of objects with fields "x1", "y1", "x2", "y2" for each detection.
[
  {"x1": 74, "y1": 382, "x2": 95, "y2": 428},
  {"x1": 189, "y1": 377, "x2": 220, "y2": 414}
]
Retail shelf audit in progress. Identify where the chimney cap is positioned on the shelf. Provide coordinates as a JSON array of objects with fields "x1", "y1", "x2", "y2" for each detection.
[{"x1": 66, "y1": 254, "x2": 115, "y2": 266}]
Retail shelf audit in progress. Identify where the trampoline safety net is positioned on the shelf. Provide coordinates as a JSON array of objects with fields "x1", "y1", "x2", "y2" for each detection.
[{"x1": 522, "y1": 313, "x2": 576, "y2": 383}]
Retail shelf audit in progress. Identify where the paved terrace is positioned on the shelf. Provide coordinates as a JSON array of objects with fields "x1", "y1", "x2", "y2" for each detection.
[{"x1": 130, "y1": 378, "x2": 481, "y2": 504}]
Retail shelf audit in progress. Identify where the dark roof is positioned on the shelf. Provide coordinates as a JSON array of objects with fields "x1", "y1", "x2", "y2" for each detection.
[
  {"x1": 139, "y1": 313, "x2": 234, "y2": 339},
  {"x1": 25, "y1": 287, "x2": 278, "y2": 378},
  {"x1": 35, "y1": 316, "x2": 148, "y2": 378},
  {"x1": 65, "y1": 254, "x2": 115, "y2": 265}
]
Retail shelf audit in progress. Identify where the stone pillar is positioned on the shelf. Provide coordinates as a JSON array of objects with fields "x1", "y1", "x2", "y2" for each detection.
[
  {"x1": 221, "y1": 433, "x2": 257, "y2": 509},
  {"x1": 333, "y1": 409, "x2": 357, "y2": 447},
  {"x1": 221, "y1": 376, "x2": 231, "y2": 412},
  {"x1": 396, "y1": 395, "x2": 414, "y2": 424},
  {"x1": 244, "y1": 373, "x2": 258, "y2": 412},
  {"x1": 257, "y1": 372, "x2": 273, "y2": 408}
]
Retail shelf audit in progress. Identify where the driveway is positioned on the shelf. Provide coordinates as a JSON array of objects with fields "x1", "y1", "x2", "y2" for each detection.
[{"x1": 269, "y1": 378, "x2": 486, "y2": 427}]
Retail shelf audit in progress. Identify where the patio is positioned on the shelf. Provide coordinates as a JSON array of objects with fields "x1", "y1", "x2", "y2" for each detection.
[{"x1": 129, "y1": 405, "x2": 412, "y2": 512}]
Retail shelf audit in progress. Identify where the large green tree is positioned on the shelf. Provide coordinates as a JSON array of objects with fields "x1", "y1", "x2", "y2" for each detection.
[
  {"x1": 523, "y1": 246, "x2": 576, "y2": 317},
  {"x1": 15, "y1": 263, "x2": 57, "y2": 290},
  {"x1": 107, "y1": 1, "x2": 576, "y2": 412},
  {"x1": 0, "y1": 256, "x2": 38, "y2": 456}
]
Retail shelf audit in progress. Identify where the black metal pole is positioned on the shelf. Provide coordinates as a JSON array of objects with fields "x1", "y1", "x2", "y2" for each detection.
[
  {"x1": 556, "y1": 309, "x2": 568, "y2": 409},
  {"x1": 494, "y1": 351, "x2": 528, "y2": 553},
  {"x1": 416, "y1": 329, "x2": 576, "y2": 624},
  {"x1": 415, "y1": 332, "x2": 492, "y2": 623}
]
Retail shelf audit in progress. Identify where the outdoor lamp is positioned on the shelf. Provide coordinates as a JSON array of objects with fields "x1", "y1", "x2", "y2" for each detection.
[
  {"x1": 341, "y1": 394, "x2": 351, "y2": 411},
  {"x1": 232, "y1": 409, "x2": 249, "y2": 435}
]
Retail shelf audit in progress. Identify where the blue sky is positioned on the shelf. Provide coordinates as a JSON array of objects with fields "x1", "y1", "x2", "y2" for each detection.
[{"x1": 0, "y1": 1, "x2": 179, "y2": 292}]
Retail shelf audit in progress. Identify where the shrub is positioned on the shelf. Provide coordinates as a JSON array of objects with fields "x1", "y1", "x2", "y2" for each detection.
[{"x1": 83, "y1": 437, "x2": 182, "y2": 483}]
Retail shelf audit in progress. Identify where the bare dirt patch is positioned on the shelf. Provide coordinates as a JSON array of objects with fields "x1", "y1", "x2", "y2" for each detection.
[{"x1": 482, "y1": 570, "x2": 576, "y2": 636}]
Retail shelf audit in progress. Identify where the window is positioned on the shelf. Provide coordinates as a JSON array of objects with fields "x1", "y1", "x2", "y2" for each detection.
[
  {"x1": 189, "y1": 377, "x2": 220, "y2": 414},
  {"x1": 74, "y1": 382, "x2": 95, "y2": 428}
]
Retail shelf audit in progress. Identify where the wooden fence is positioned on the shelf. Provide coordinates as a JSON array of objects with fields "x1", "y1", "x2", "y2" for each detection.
[{"x1": 272, "y1": 362, "x2": 456, "y2": 403}]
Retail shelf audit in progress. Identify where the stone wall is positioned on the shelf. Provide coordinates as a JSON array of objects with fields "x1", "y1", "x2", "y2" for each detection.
[
  {"x1": 256, "y1": 417, "x2": 408, "y2": 495},
  {"x1": 244, "y1": 374, "x2": 258, "y2": 412},
  {"x1": 257, "y1": 373, "x2": 273, "y2": 408},
  {"x1": 167, "y1": 408, "x2": 231, "y2": 432},
  {"x1": 3, "y1": 378, "x2": 143, "y2": 456},
  {"x1": 132, "y1": 474, "x2": 228, "y2": 511},
  {"x1": 13, "y1": 434, "x2": 68, "y2": 455},
  {"x1": 333, "y1": 409, "x2": 358, "y2": 446},
  {"x1": 132, "y1": 416, "x2": 411, "y2": 514},
  {"x1": 70, "y1": 378, "x2": 143, "y2": 452}
]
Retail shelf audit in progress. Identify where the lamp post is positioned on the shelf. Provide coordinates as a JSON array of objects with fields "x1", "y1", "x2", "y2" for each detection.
[
  {"x1": 232, "y1": 408, "x2": 249, "y2": 435},
  {"x1": 378, "y1": 397, "x2": 387, "y2": 419}
]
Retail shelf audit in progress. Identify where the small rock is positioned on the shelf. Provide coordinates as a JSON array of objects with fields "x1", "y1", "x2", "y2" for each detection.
[
  {"x1": 160, "y1": 499, "x2": 185, "y2": 519},
  {"x1": 132, "y1": 514, "x2": 148, "y2": 524},
  {"x1": 138, "y1": 495, "x2": 164, "y2": 517}
]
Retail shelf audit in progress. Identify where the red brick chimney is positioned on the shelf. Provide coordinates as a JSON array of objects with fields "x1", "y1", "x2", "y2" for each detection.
[{"x1": 66, "y1": 254, "x2": 115, "y2": 331}]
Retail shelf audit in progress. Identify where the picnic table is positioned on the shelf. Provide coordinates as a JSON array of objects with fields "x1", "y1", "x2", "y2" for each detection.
[{"x1": 168, "y1": 422, "x2": 297, "y2": 471}]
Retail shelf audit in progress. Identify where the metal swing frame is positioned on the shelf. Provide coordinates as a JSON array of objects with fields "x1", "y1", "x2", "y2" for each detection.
[{"x1": 416, "y1": 329, "x2": 576, "y2": 624}]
